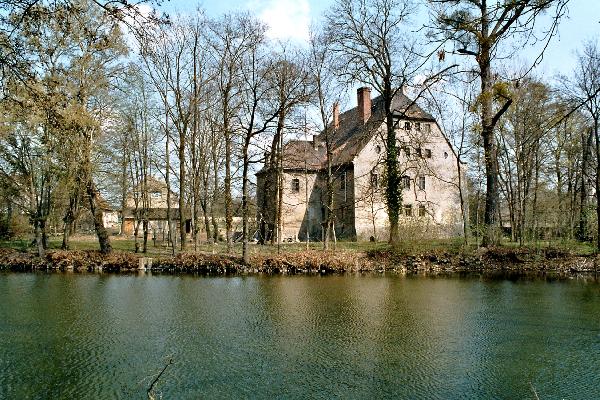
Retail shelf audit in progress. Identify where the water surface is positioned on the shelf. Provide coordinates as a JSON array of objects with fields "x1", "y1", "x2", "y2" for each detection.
[{"x1": 0, "y1": 273, "x2": 599, "y2": 399}]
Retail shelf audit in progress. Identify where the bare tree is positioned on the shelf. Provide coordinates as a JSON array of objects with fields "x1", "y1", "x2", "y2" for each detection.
[
  {"x1": 570, "y1": 40, "x2": 600, "y2": 249},
  {"x1": 236, "y1": 21, "x2": 277, "y2": 263},
  {"x1": 141, "y1": 18, "x2": 198, "y2": 251},
  {"x1": 207, "y1": 13, "x2": 251, "y2": 252},
  {"x1": 263, "y1": 44, "x2": 310, "y2": 249},
  {"x1": 429, "y1": 0, "x2": 569, "y2": 246},
  {"x1": 308, "y1": 29, "x2": 344, "y2": 249}
]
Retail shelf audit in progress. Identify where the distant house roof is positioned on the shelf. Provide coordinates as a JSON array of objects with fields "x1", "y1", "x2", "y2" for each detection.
[
  {"x1": 259, "y1": 90, "x2": 436, "y2": 173},
  {"x1": 97, "y1": 195, "x2": 114, "y2": 211},
  {"x1": 128, "y1": 175, "x2": 179, "y2": 202}
]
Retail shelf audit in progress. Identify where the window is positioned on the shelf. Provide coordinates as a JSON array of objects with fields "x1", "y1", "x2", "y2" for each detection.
[
  {"x1": 291, "y1": 178, "x2": 300, "y2": 193},
  {"x1": 415, "y1": 122, "x2": 421, "y2": 131},
  {"x1": 402, "y1": 175, "x2": 411, "y2": 189},
  {"x1": 418, "y1": 176, "x2": 426, "y2": 190},
  {"x1": 151, "y1": 191, "x2": 162, "y2": 199},
  {"x1": 444, "y1": 151, "x2": 448, "y2": 159},
  {"x1": 424, "y1": 123, "x2": 431, "y2": 133},
  {"x1": 375, "y1": 145, "x2": 381, "y2": 154},
  {"x1": 416, "y1": 147, "x2": 422, "y2": 158},
  {"x1": 425, "y1": 149, "x2": 432, "y2": 158},
  {"x1": 403, "y1": 204, "x2": 413, "y2": 217},
  {"x1": 404, "y1": 121, "x2": 411, "y2": 130},
  {"x1": 403, "y1": 146, "x2": 411, "y2": 157},
  {"x1": 370, "y1": 172, "x2": 379, "y2": 189},
  {"x1": 418, "y1": 204, "x2": 426, "y2": 217}
]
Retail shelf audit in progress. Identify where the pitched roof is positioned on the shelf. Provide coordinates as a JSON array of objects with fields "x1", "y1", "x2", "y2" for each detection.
[
  {"x1": 281, "y1": 140, "x2": 327, "y2": 170},
  {"x1": 271, "y1": 90, "x2": 436, "y2": 171}
]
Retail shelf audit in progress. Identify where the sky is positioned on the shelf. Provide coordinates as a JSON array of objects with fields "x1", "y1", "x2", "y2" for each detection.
[{"x1": 157, "y1": 0, "x2": 598, "y2": 80}]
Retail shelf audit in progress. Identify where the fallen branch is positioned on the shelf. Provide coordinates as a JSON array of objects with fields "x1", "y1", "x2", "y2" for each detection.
[{"x1": 147, "y1": 357, "x2": 173, "y2": 400}]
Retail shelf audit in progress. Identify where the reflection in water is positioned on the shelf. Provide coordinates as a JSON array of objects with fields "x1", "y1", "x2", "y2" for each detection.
[{"x1": 0, "y1": 273, "x2": 599, "y2": 399}]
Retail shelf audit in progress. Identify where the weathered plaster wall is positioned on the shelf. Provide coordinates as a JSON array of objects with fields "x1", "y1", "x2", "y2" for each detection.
[
  {"x1": 257, "y1": 120, "x2": 466, "y2": 243},
  {"x1": 353, "y1": 121, "x2": 465, "y2": 240}
]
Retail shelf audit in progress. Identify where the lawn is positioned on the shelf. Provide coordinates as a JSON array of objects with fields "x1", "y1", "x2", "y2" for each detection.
[{"x1": 1, "y1": 234, "x2": 594, "y2": 258}]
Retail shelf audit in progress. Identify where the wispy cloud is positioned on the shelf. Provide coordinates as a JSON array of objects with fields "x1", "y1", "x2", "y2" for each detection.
[{"x1": 251, "y1": 0, "x2": 310, "y2": 43}]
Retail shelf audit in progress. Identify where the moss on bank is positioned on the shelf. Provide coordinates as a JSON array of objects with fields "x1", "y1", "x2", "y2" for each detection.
[{"x1": 0, "y1": 245, "x2": 597, "y2": 276}]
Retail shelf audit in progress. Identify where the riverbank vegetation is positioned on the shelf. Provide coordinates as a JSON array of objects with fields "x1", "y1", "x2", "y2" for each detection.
[
  {"x1": 0, "y1": 237, "x2": 597, "y2": 276},
  {"x1": 0, "y1": 0, "x2": 598, "y2": 259}
]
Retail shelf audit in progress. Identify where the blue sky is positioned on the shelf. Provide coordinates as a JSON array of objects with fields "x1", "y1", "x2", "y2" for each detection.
[{"x1": 159, "y1": 0, "x2": 597, "y2": 79}]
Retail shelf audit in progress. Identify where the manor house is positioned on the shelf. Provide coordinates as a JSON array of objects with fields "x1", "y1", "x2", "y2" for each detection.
[{"x1": 256, "y1": 87, "x2": 466, "y2": 242}]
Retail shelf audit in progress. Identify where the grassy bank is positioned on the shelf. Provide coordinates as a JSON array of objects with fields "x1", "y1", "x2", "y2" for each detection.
[{"x1": 0, "y1": 236, "x2": 597, "y2": 275}]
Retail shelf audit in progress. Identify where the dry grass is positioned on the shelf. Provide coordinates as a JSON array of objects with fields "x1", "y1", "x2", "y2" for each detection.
[{"x1": 0, "y1": 236, "x2": 596, "y2": 275}]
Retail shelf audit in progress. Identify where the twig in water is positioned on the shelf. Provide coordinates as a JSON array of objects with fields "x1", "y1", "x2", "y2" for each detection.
[
  {"x1": 530, "y1": 381, "x2": 540, "y2": 400},
  {"x1": 147, "y1": 357, "x2": 173, "y2": 400}
]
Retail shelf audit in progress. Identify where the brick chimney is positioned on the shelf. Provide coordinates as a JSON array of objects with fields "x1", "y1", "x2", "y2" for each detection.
[
  {"x1": 333, "y1": 102, "x2": 340, "y2": 130},
  {"x1": 357, "y1": 87, "x2": 371, "y2": 124}
]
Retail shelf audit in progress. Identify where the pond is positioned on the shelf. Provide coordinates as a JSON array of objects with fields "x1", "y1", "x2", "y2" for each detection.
[{"x1": 0, "y1": 272, "x2": 599, "y2": 399}]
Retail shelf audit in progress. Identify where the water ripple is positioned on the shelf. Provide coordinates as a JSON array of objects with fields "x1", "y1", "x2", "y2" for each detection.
[{"x1": 0, "y1": 274, "x2": 599, "y2": 399}]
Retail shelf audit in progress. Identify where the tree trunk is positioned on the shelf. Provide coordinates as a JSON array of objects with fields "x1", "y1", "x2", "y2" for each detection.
[
  {"x1": 456, "y1": 157, "x2": 468, "y2": 244},
  {"x1": 595, "y1": 118, "x2": 600, "y2": 251},
  {"x1": 201, "y1": 197, "x2": 211, "y2": 243},
  {"x1": 35, "y1": 218, "x2": 45, "y2": 258},
  {"x1": 87, "y1": 180, "x2": 112, "y2": 254},
  {"x1": 276, "y1": 134, "x2": 284, "y2": 253},
  {"x1": 179, "y1": 132, "x2": 186, "y2": 251},
  {"x1": 241, "y1": 142, "x2": 250, "y2": 264},
  {"x1": 211, "y1": 155, "x2": 219, "y2": 243},
  {"x1": 224, "y1": 129, "x2": 232, "y2": 252},
  {"x1": 270, "y1": 113, "x2": 285, "y2": 246},
  {"x1": 383, "y1": 83, "x2": 400, "y2": 245},
  {"x1": 479, "y1": 37, "x2": 501, "y2": 247},
  {"x1": 578, "y1": 128, "x2": 593, "y2": 241},
  {"x1": 62, "y1": 214, "x2": 73, "y2": 250},
  {"x1": 164, "y1": 88, "x2": 176, "y2": 255},
  {"x1": 324, "y1": 145, "x2": 334, "y2": 250},
  {"x1": 143, "y1": 219, "x2": 148, "y2": 253},
  {"x1": 134, "y1": 218, "x2": 140, "y2": 253},
  {"x1": 61, "y1": 185, "x2": 80, "y2": 250}
]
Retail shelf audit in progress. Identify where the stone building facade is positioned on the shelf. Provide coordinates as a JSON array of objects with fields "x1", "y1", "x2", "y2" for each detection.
[{"x1": 256, "y1": 87, "x2": 466, "y2": 242}]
